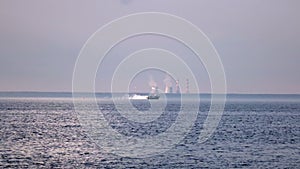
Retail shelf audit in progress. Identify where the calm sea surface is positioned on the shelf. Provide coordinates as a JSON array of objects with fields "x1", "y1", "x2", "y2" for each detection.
[{"x1": 0, "y1": 93, "x2": 299, "y2": 168}]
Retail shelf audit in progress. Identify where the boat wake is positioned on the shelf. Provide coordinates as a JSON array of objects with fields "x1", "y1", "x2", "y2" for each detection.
[{"x1": 128, "y1": 94, "x2": 148, "y2": 100}]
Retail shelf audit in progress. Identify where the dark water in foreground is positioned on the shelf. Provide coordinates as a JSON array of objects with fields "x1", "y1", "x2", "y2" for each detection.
[{"x1": 0, "y1": 93, "x2": 300, "y2": 168}]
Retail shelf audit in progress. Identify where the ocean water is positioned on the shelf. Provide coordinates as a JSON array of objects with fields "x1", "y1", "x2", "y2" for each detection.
[{"x1": 0, "y1": 93, "x2": 299, "y2": 168}]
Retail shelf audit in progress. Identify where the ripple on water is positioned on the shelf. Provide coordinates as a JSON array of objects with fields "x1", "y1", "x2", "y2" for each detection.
[{"x1": 0, "y1": 99, "x2": 299, "y2": 168}]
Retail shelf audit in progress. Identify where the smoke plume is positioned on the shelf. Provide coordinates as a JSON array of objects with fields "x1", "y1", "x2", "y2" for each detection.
[
  {"x1": 148, "y1": 75, "x2": 157, "y2": 87},
  {"x1": 163, "y1": 74, "x2": 172, "y2": 87}
]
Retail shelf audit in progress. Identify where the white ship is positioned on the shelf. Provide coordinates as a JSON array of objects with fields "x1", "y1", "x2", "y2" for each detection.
[
  {"x1": 147, "y1": 94, "x2": 160, "y2": 100},
  {"x1": 147, "y1": 86, "x2": 160, "y2": 100}
]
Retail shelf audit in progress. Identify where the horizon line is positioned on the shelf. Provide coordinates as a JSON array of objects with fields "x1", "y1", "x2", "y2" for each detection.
[{"x1": 0, "y1": 90, "x2": 300, "y2": 95}]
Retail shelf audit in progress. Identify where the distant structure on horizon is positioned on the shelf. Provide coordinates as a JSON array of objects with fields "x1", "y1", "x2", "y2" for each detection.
[
  {"x1": 148, "y1": 77, "x2": 189, "y2": 94},
  {"x1": 176, "y1": 80, "x2": 180, "y2": 94},
  {"x1": 164, "y1": 86, "x2": 173, "y2": 93},
  {"x1": 186, "y1": 78, "x2": 189, "y2": 94},
  {"x1": 164, "y1": 78, "x2": 187, "y2": 94}
]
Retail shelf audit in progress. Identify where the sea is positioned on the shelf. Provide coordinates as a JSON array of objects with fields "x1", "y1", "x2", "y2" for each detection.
[{"x1": 0, "y1": 92, "x2": 299, "y2": 168}]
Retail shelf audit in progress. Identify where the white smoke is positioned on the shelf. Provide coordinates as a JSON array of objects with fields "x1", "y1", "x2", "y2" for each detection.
[
  {"x1": 163, "y1": 74, "x2": 172, "y2": 87},
  {"x1": 148, "y1": 75, "x2": 157, "y2": 87}
]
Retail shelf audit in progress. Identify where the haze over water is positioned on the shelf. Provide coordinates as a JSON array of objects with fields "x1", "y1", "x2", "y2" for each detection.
[{"x1": 1, "y1": 1, "x2": 299, "y2": 168}]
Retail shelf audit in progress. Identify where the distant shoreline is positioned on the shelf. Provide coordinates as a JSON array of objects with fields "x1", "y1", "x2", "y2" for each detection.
[
  {"x1": 0, "y1": 91, "x2": 299, "y2": 99},
  {"x1": 0, "y1": 91, "x2": 299, "y2": 95}
]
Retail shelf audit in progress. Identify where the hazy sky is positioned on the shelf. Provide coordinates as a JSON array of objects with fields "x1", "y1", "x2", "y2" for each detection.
[{"x1": 0, "y1": 0, "x2": 299, "y2": 94}]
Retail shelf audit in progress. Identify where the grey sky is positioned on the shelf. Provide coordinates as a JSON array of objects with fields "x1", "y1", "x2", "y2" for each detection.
[{"x1": 0, "y1": 0, "x2": 299, "y2": 93}]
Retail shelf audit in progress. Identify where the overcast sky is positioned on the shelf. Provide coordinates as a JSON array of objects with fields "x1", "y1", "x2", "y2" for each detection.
[{"x1": 0, "y1": 0, "x2": 299, "y2": 94}]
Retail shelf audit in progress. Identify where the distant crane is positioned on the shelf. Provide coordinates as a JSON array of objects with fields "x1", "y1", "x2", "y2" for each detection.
[{"x1": 186, "y1": 78, "x2": 189, "y2": 94}]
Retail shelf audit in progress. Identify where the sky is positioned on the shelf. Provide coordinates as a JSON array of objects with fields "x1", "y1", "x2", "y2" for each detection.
[{"x1": 0, "y1": 0, "x2": 299, "y2": 94}]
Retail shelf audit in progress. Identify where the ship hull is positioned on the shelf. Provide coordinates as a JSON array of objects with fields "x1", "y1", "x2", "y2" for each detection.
[{"x1": 147, "y1": 95, "x2": 160, "y2": 100}]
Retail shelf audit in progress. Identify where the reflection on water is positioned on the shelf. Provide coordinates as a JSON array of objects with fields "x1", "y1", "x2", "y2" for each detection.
[{"x1": 0, "y1": 96, "x2": 300, "y2": 168}]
